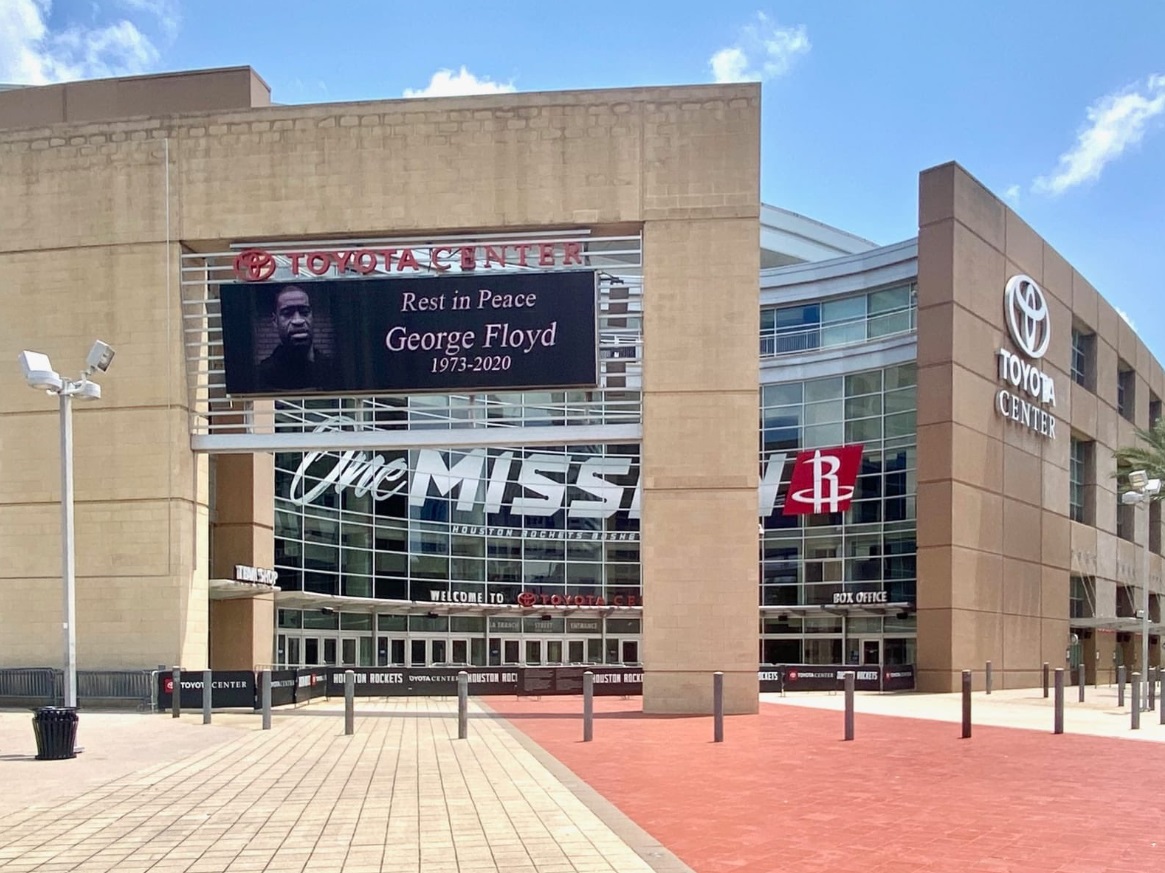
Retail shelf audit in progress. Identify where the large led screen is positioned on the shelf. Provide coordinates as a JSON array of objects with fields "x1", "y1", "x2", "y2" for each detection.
[{"x1": 219, "y1": 271, "x2": 598, "y2": 396}]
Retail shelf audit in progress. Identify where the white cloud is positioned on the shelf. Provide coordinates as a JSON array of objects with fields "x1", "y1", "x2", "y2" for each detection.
[
  {"x1": 0, "y1": 0, "x2": 161, "y2": 85},
  {"x1": 709, "y1": 12, "x2": 810, "y2": 84},
  {"x1": 1116, "y1": 307, "x2": 1136, "y2": 330},
  {"x1": 403, "y1": 67, "x2": 516, "y2": 99},
  {"x1": 1003, "y1": 184, "x2": 1021, "y2": 204},
  {"x1": 118, "y1": 0, "x2": 180, "y2": 41},
  {"x1": 1034, "y1": 74, "x2": 1165, "y2": 195}
]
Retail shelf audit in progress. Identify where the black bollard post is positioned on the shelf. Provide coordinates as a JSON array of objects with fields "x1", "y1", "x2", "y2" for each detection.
[
  {"x1": 713, "y1": 672, "x2": 724, "y2": 743},
  {"x1": 457, "y1": 671, "x2": 468, "y2": 740},
  {"x1": 985, "y1": 660, "x2": 993, "y2": 695},
  {"x1": 1042, "y1": 662, "x2": 1049, "y2": 699},
  {"x1": 1132, "y1": 673, "x2": 1141, "y2": 730},
  {"x1": 344, "y1": 670, "x2": 354, "y2": 736},
  {"x1": 1118, "y1": 665, "x2": 1126, "y2": 708},
  {"x1": 202, "y1": 669, "x2": 212, "y2": 725},
  {"x1": 843, "y1": 672, "x2": 855, "y2": 741},
  {"x1": 583, "y1": 671, "x2": 594, "y2": 742},
  {"x1": 261, "y1": 670, "x2": 271, "y2": 731},
  {"x1": 1053, "y1": 668, "x2": 1064, "y2": 735},
  {"x1": 171, "y1": 666, "x2": 181, "y2": 719},
  {"x1": 1078, "y1": 663, "x2": 1085, "y2": 703},
  {"x1": 961, "y1": 670, "x2": 972, "y2": 739}
]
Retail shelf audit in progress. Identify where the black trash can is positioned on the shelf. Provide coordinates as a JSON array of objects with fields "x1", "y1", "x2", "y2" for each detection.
[{"x1": 32, "y1": 706, "x2": 79, "y2": 760}]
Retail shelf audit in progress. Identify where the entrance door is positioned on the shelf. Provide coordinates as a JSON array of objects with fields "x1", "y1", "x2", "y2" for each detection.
[
  {"x1": 305, "y1": 637, "x2": 321, "y2": 666},
  {"x1": 378, "y1": 636, "x2": 406, "y2": 666},
  {"x1": 861, "y1": 639, "x2": 881, "y2": 665},
  {"x1": 568, "y1": 640, "x2": 585, "y2": 664}
]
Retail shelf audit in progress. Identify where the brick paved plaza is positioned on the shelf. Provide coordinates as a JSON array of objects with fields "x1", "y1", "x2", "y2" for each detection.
[{"x1": 1, "y1": 689, "x2": 1163, "y2": 872}]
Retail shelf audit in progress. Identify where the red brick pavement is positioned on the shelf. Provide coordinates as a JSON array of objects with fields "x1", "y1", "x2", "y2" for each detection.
[{"x1": 490, "y1": 697, "x2": 1165, "y2": 873}]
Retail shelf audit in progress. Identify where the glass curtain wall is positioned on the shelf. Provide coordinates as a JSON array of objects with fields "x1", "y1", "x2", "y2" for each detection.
[{"x1": 759, "y1": 362, "x2": 918, "y2": 666}]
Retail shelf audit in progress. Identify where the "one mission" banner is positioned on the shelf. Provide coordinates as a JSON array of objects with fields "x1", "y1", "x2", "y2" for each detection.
[{"x1": 219, "y1": 272, "x2": 598, "y2": 396}]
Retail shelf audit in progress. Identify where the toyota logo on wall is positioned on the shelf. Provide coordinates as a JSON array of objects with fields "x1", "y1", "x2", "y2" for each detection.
[{"x1": 1004, "y1": 274, "x2": 1051, "y2": 359}]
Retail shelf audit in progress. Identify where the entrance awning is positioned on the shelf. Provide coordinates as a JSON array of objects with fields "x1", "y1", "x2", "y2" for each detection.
[
  {"x1": 273, "y1": 589, "x2": 643, "y2": 618},
  {"x1": 1069, "y1": 617, "x2": 1165, "y2": 634},
  {"x1": 760, "y1": 602, "x2": 914, "y2": 619},
  {"x1": 209, "y1": 578, "x2": 281, "y2": 600}
]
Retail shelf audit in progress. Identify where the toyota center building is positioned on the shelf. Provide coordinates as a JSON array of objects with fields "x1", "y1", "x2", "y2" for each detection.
[{"x1": 1, "y1": 67, "x2": 1162, "y2": 711}]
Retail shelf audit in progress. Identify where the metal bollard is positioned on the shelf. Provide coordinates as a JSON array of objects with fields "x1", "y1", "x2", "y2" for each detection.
[
  {"x1": 344, "y1": 670, "x2": 355, "y2": 736},
  {"x1": 202, "y1": 669, "x2": 212, "y2": 725},
  {"x1": 961, "y1": 670, "x2": 972, "y2": 739},
  {"x1": 171, "y1": 666, "x2": 181, "y2": 719},
  {"x1": 582, "y1": 671, "x2": 594, "y2": 742},
  {"x1": 1150, "y1": 668, "x2": 1157, "y2": 712},
  {"x1": 1053, "y1": 668, "x2": 1064, "y2": 735},
  {"x1": 843, "y1": 672, "x2": 855, "y2": 741},
  {"x1": 1132, "y1": 673, "x2": 1141, "y2": 730},
  {"x1": 713, "y1": 672, "x2": 724, "y2": 743},
  {"x1": 985, "y1": 660, "x2": 993, "y2": 694},
  {"x1": 1042, "y1": 662, "x2": 1049, "y2": 699},
  {"x1": 1078, "y1": 663, "x2": 1086, "y2": 703},
  {"x1": 1160, "y1": 671, "x2": 1165, "y2": 725},
  {"x1": 261, "y1": 670, "x2": 271, "y2": 731},
  {"x1": 457, "y1": 671, "x2": 468, "y2": 740},
  {"x1": 1118, "y1": 666, "x2": 1126, "y2": 707}
]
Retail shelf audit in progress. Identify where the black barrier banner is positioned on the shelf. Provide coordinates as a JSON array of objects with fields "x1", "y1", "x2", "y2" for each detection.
[
  {"x1": 269, "y1": 670, "x2": 297, "y2": 708},
  {"x1": 520, "y1": 667, "x2": 643, "y2": 696},
  {"x1": 881, "y1": 665, "x2": 916, "y2": 691},
  {"x1": 757, "y1": 665, "x2": 917, "y2": 693},
  {"x1": 157, "y1": 671, "x2": 256, "y2": 709},
  {"x1": 323, "y1": 668, "x2": 521, "y2": 697},
  {"x1": 295, "y1": 668, "x2": 329, "y2": 704},
  {"x1": 220, "y1": 272, "x2": 598, "y2": 397}
]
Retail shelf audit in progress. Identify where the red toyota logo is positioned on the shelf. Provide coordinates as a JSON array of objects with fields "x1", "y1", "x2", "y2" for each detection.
[
  {"x1": 517, "y1": 592, "x2": 536, "y2": 607},
  {"x1": 163, "y1": 677, "x2": 174, "y2": 693},
  {"x1": 233, "y1": 248, "x2": 277, "y2": 282},
  {"x1": 787, "y1": 670, "x2": 798, "y2": 682}
]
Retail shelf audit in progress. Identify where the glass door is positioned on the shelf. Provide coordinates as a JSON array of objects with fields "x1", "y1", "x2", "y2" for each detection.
[
  {"x1": 546, "y1": 640, "x2": 564, "y2": 665},
  {"x1": 378, "y1": 636, "x2": 406, "y2": 666},
  {"x1": 304, "y1": 637, "x2": 321, "y2": 666},
  {"x1": 525, "y1": 639, "x2": 543, "y2": 665},
  {"x1": 568, "y1": 640, "x2": 585, "y2": 664},
  {"x1": 621, "y1": 640, "x2": 639, "y2": 665},
  {"x1": 861, "y1": 639, "x2": 882, "y2": 665},
  {"x1": 409, "y1": 638, "x2": 427, "y2": 666}
]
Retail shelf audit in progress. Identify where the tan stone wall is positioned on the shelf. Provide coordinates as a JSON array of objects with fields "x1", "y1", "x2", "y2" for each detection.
[
  {"x1": 0, "y1": 82, "x2": 760, "y2": 711},
  {"x1": 916, "y1": 163, "x2": 1165, "y2": 691},
  {"x1": 209, "y1": 593, "x2": 275, "y2": 671}
]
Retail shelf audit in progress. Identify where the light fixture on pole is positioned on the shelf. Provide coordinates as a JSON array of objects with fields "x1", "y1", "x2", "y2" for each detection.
[
  {"x1": 1121, "y1": 468, "x2": 1162, "y2": 711},
  {"x1": 17, "y1": 341, "x2": 115, "y2": 710}
]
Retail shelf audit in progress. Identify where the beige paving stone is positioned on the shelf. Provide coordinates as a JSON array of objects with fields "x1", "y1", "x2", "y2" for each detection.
[{"x1": 0, "y1": 699, "x2": 667, "y2": 872}]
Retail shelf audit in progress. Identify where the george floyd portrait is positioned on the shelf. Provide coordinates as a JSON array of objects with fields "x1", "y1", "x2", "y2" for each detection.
[{"x1": 255, "y1": 284, "x2": 339, "y2": 392}]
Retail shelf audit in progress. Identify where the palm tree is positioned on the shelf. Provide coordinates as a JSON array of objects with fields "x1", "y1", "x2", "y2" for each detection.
[{"x1": 1114, "y1": 419, "x2": 1165, "y2": 493}]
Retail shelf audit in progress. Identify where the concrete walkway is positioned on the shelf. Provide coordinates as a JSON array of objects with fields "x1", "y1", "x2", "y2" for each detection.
[
  {"x1": 0, "y1": 699, "x2": 666, "y2": 873},
  {"x1": 761, "y1": 683, "x2": 1165, "y2": 741}
]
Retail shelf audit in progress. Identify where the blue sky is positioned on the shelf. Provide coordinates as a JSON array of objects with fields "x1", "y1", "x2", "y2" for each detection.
[{"x1": 3, "y1": 1, "x2": 1163, "y2": 356}]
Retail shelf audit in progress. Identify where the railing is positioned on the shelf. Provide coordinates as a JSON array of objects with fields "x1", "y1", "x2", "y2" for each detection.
[
  {"x1": 0, "y1": 669, "x2": 158, "y2": 711},
  {"x1": 760, "y1": 305, "x2": 917, "y2": 359}
]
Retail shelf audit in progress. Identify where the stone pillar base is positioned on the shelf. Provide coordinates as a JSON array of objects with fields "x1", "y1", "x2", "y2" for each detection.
[{"x1": 643, "y1": 670, "x2": 758, "y2": 715}]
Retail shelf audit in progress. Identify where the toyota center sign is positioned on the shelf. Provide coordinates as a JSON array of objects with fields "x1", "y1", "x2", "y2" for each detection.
[{"x1": 996, "y1": 275, "x2": 1057, "y2": 439}]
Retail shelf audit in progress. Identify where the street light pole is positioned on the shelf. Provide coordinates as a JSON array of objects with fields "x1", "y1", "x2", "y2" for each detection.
[
  {"x1": 60, "y1": 388, "x2": 77, "y2": 709},
  {"x1": 1142, "y1": 499, "x2": 1151, "y2": 712}
]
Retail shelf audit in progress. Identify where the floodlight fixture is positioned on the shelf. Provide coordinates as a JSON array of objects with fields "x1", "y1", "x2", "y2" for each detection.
[
  {"x1": 85, "y1": 340, "x2": 115, "y2": 374},
  {"x1": 18, "y1": 350, "x2": 63, "y2": 392},
  {"x1": 1122, "y1": 491, "x2": 1142, "y2": 505},
  {"x1": 1129, "y1": 469, "x2": 1148, "y2": 491}
]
